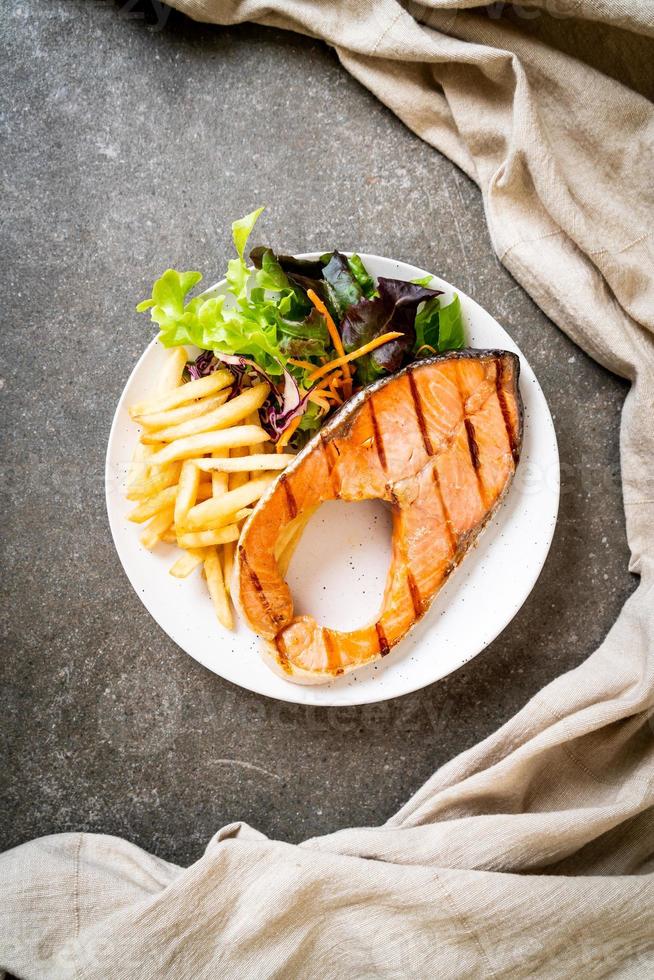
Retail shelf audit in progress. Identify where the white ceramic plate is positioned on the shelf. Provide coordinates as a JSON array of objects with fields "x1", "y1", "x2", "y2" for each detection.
[{"x1": 106, "y1": 254, "x2": 559, "y2": 706}]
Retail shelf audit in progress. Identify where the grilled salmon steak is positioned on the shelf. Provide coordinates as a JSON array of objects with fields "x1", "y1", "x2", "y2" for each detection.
[{"x1": 234, "y1": 349, "x2": 523, "y2": 684}]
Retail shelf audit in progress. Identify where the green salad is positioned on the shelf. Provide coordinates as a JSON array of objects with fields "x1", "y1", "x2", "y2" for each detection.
[{"x1": 137, "y1": 208, "x2": 465, "y2": 450}]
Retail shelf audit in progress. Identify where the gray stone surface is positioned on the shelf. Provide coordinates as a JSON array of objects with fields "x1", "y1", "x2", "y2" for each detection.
[{"x1": 1, "y1": 1, "x2": 636, "y2": 866}]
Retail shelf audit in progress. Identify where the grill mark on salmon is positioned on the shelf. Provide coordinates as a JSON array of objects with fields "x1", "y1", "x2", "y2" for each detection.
[
  {"x1": 464, "y1": 416, "x2": 487, "y2": 506},
  {"x1": 407, "y1": 369, "x2": 433, "y2": 456},
  {"x1": 431, "y1": 465, "x2": 456, "y2": 555},
  {"x1": 321, "y1": 436, "x2": 341, "y2": 497},
  {"x1": 235, "y1": 349, "x2": 523, "y2": 684},
  {"x1": 406, "y1": 568, "x2": 423, "y2": 618},
  {"x1": 495, "y1": 358, "x2": 519, "y2": 463},
  {"x1": 274, "y1": 632, "x2": 291, "y2": 673},
  {"x1": 464, "y1": 418, "x2": 480, "y2": 471},
  {"x1": 323, "y1": 628, "x2": 338, "y2": 668},
  {"x1": 239, "y1": 548, "x2": 283, "y2": 628},
  {"x1": 367, "y1": 398, "x2": 387, "y2": 472},
  {"x1": 281, "y1": 476, "x2": 298, "y2": 520},
  {"x1": 321, "y1": 433, "x2": 333, "y2": 473},
  {"x1": 375, "y1": 622, "x2": 390, "y2": 657},
  {"x1": 449, "y1": 362, "x2": 484, "y2": 498}
]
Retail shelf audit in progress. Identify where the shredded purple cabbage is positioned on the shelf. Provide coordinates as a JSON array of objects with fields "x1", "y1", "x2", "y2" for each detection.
[
  {"x1": 186, "y1": 349, "x2": 218, "y2": 381},
  {"x1": 186, "y1": 350, "x2": 314, "y2": 442},
  {"x1": 260, "y1": 387, "x2": 314, "y2": 441}
]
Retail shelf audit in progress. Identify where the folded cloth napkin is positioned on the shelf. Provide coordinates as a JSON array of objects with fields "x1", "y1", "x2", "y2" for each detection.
[{"x1": 2, "y1": 2, "x2": 653, "y2": 977}]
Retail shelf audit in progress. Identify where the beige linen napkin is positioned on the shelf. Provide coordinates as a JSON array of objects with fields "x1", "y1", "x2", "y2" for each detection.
[{"x1": 1, "y1": 2, "x2": 653, "y2": 977}]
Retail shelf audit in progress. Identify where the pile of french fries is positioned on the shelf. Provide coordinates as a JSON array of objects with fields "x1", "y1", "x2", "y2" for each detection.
[{"x1": 125, "y1": 347, "x2": 295, "y2": 629}]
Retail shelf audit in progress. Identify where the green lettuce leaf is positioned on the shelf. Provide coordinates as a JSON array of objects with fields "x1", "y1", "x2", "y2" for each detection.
[
  {"x1": 135, "y1": 269, "x2": 204, "y2": 346},
  {"x1": 322, "y1": 251, "x2": 363, "y2": 317},
  {"x1": 136, "y1": 209, "x2": 463, "y2": 415},
  {"x1": 414, "y1": 293, "x2": 466, "y2": 354},
  {"x1": 136, "y1": 269, "x2": 202, "y2": 316},
  {"x1": 437, "y1": 294, "x2": 465, "y2": 350},
  {"x1": 297, "y1": 400, "x2": 323, "y2": 434},
  {"x1": 233, "y1": 207, "x2": 265, "y2": 260},
  {"x1": 136, "y1": 209, "x2": 297, "y2": 373},
  {"x1": 250, "y1": 248, "x2": 376, "y2": 319},
  {"x1": 226, "y1": 207, "x2": 264, "y2": 298},
  {"x1": 414, "y1": 296, "x2": 440, "y2": 350},
  {"x1": 348, "y1": 254, "x2": 377, "y2": 298},
  {"x1": 279, "y1": 308, "x2": 330, "y2": 361},
  {"x1": 253, "y1": 248, "x2": 290, "y2": 292},
  {"x1": 251, "y1": 246, "x2": 333, "y2": 316}
]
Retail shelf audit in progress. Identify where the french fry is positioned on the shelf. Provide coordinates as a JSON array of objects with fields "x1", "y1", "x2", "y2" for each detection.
[
  {"x1": 126, "y1": 442, "x2": 155, "y2": 489},
  {"x1": 174, "y1": 460, "x2": 200, "y2": 530},
  {"x1": 139, "y1": 389, "x2": 231, "y2": 432},
  {"x1": 223, "y1": 541, "x2": 236, "y2": 595},
  {"x1": 176, "y1": 523, "x2": 243, "y2": 549},
  {"x1": 127, "y1": 351, "x2": 185, "y2": 516},
  {"x1": 211, "y1": 448, "x2": 229, "y2": 498},
  {"x1": 213, "y1": 473, "x2": 229, "y2": 496},
  {"x1": 194, "y1": 453, "x2": 293, "y2": 473},
  {"x1": 204, "y1": 547, "x2": 234, "y2": 629},
  {"x1": 227, "y1": 410, "x2": 258, "y2": 491},
  {"x1": 157, "y1": 347, "x2": 187, "y2": 393},
  {"x1": 129, "y1": 369, "x2": 233, "y2": 419},
  {"x1": 184, "y1": 476, "x2": 274, "y2": 531},
  {"x1": 149, "y1": 425, "x2": 269, "y2": 465},
  {"x1": 228, "y1": 446, "x2": 250, "y2": 492},
  {"x1": 139, "y1": 507, "x2": 174, "y2": 549},
  {"x1": 141, "y1": 382, "x2": 270, "y2": 444},
  {"x1": 126, "y1": 362, "x2": 277, "y2": 631},
  {"x1": 246, "y1": 411, "x2": 270, "y2": 454},
  {"x1": 128, "y1": 478, "x2": 211, "y2": 516},
  {"x1": 126, "y1": 463, "x2": 182, "y2": 501},
  {"x1": 128, "y1": 485, "x2": 177, "y2": 524},
  {"x1": 169, "y1": 548, "x2": 207, "y2": 578},
  {"x1": 176, "y1": 507, "x2": 251, "y2": 548}
]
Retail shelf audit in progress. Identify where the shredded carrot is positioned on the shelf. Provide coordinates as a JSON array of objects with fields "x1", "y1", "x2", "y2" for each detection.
[
  {"x1": 308, "y1": 370, "x2": 346, "y2": 409},
  {"x1": 287, "y1": 358, "x2": 316, "y2": 372},
  {"x1": 308, "y1": 391, "x2": 331, "y2": 412},
  {"x1": 312, "y1": 374, "x2": 333, "y2": 392},
  {"x1": 328, "y1": 382, "x2": 344, "y2": 405},
  {"x1": 306, "y1": 288, "x2": 353, "y2": 398},
  {"x1": 306, "y1": 332, "x2": 403, "y2": 384},
  {"x1": 306, "y1": 289, "x2": 345, "y2": 359},
  {"x1": 277, "y1": 415, "x2": 302, "y2": 453}
]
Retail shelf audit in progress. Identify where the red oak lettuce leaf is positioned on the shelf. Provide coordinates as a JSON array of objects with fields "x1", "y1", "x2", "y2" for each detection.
[{"x1": 341, "y1": 277, "x2": 442, "y2": 385}]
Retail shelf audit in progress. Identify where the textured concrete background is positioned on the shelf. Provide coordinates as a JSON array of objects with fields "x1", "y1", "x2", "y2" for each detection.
[{"x1": 1, "y1": 1, "x2": 637, "y2": 866}]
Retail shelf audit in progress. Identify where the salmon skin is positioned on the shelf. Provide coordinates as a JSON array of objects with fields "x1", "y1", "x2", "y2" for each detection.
[{"x1": 234, "y1": 349, "x2": 523, "y2": 685}]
